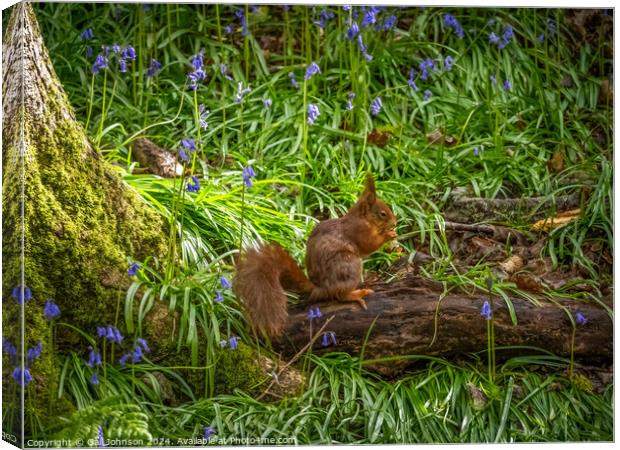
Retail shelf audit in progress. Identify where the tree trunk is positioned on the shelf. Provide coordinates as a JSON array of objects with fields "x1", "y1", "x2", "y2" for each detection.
[
  {"x1": 274, "y1": 275, "x2": 612, "y2": 374},
  {"x1": 2, "y1": 2, "x2": 166, "y2": 438}
]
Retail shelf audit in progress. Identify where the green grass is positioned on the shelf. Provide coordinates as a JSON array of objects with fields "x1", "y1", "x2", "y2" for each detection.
[{"x1": 7, "y1": 3, "x2": 613, "y2": 444}]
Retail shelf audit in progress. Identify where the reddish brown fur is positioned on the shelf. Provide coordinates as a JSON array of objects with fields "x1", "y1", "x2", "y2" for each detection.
[{"x1": 234, "y1": 174, "x2": 397, "y2": 339}]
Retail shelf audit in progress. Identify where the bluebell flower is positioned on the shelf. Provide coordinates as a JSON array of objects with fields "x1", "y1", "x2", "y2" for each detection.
[
  {"x1": 86, "y1": 46, "x2": 93, "y2": 59},
  {"x1": 187, "y1": 176, "x2": 201, "y2": 193},
  {"x1": 97, "y1": 326, "x2": 107, "y2": 337},
  {"x1": 146, "y1": 59, "x2": 162, "y2": 77},
  {"x1": 489, "y1": 32, "x2": 500, "y2": 45},
  {"x1": 123, "y1": 46, "x2": 136, "y2": 61},
  {"x1": 86, "y1": 347, "x2": 102, "y2": 368},
  {"x1": 228, "y1": 336, "x2": 239, "y2": 350},
  {"x1": 547, "y1": 18, "x2": 556, "y2": 39},
  {"x1": 289, "y1": 72, "x2": 299, "y2": 89},
  {"x1": 502, "y1": 26, "x2": 514, "y2": 42},
  {"x1": 105, "y1": 326, "x2": 123, "y2": 344},
  {"x1": 575, "y1": 312, "x2": 587, "y2": 326},
  {"x1": 361, "y1": 6, "x2": 379, "y2": 28},
  {"x1": 43, "y1": 300, "x2": 60, "y2": 320},
  {"x1": 537, "y1": 34, "x2": 545, "y2": 43},
  {"x1": 321, "y1": 332, "x2": 329, "y2": 347},
  {"x1": 480, "y1": 301, "x2": 492, "y2": 320},
  {"x1": 321, "y1": 331, "x2": 337, "y2": 347},
  {"x1": 346, "y1": 21, "x2": 360, "y2": 40},
  {"x1": 263, "y1": 98, "x2": 272, "y2": 109},
  {"x1": 12, "y1": 367, "x2": 32, "y2": 386},
  {"x1": 370, "y1": 96, "x2": 382, "y2": 115},
  {"x1": 181, "y1": 138, "x2": 198, "y2": 151},
  {"x1": 342, "y1": 5, "x2": 351, "y2": 11},
  {"x1": 119, "y1": 354, "x2": 130, "y2": 365},
  {"x1": 357, "y1": 35, "x2": 367, "y2": 52},
  {"x1": 2, "y1": 338, "x2": 17, "y2": 359},
  {"x1": 92, "y1": 54, "x2": 108, "y2": 75},
  {"x1": 383, "y1": 15, "x2": 397, "y2": 31},
  {"x1": 191, "y1": 51, "x2": 204, "y2": 71},
  {"x1": 220, "y1": 340, "x2": 227, "y2": 348},
  {"x1": 98, "y1": 426, "x2": 105, "y2": 447},
  {"x1": 363, "y1": 52, "x2": 373, "y2": 61},
  {"x1": 407, "y1": 68, "x2": 418, "y2": 91},
  {"x1": 305, "y1": 61, "x2": 321, "y2": 80},
  {"x1": 315, "y1": 9, "x2": 335, "y2": 29},
  {"x1": 199, "y1": 104, "x2": 209, "y2": 130},
  {"x1": 80, "y1": 28, "x2": 94, "y2": 40},
  {"x1": 188, "y1": 68, "x2": 206, "y2": 90},
  {"x1": 423, "y1": 90, "x2": 432, "y2": 101},
  {"x1": 282, "y1": 5, "x2": 290, "y2": 12},
  {"x1": 234, "y1": 82, "x2": 251, "y2": 104},
  {"x1": 307, "y1": 103, "x2": 320, "y2": 125},
  {"x1": 503, "y1": 79, "x2": 512, "y2": 91},
  {"x1": 135, "y1": 338, "x2": 150, "y2": 353},
  {"x1": 215, "y1": 290, "x2": 224, "y2": 303},
  {"x1": 224, "y1": 24, "x2": 233, "y2": 34},
  {"x1": 251, "y1": 5, "x2": 259, "y2": 14},
  {"x1": 308, "y1": 306, "x2": 322, "y2": 320},
  {"x1": 118, "y1": 59, "x2": 127, "y2": 73},
  {"x1": 443, "y1": 14, "x2": 464, "y2": 38},
  {"x1": 474, "y1": 146, "x2": 485, "y2": 156},
  {"x1": 235, "y1": 8, "x2": 247, "y2": 36},
  {"x1": 12, "y1": 286, "x2": 32, "y2": 303},
  {"x1": 27, "y1": 342, "x2": 43, "y2": 362},
  {"x1": 444, "y1": 55, "x2": 454, "y2": 71},
  {"x1": 204, "y1": 427, "x2": 216, "y2": 440},
  {"x1": 219, "y1": 64, "x2": 233, "y2": 81},
  {"x1": 220, "y1": 276, "x2": 232, "y2": 289},
  {"x1": 241, "y1": 164, "x2": 256, "y2": 187},
  {"x1": 346, "y1": 92, "x2": 355, "y2": 110},
  {"x1": 490, "y1": 74, "x2": 497, "y2": 86},
  {"x1": 132, "y1": 345, "x2": 144, "y2": 363},
  {"x1": 112, "y1": 43, "x2": 121, "y2": 54},
  {"x1": 91, "y1": 372, "x2": 99, "y2": 385},
  {"x1": 128, "y1": 262, "x2": 141, "y2": 276},
  {"x1": 419, "y1": 58, "x2": 435, "y2": 81}
]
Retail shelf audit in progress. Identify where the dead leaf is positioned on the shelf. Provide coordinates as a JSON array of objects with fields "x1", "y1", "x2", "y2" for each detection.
[
  {"x1": 425, "y1": 129, "x2": 456, "y2": 146},
  {"x1": 367, "y1": 129, "x2": 391, "y2": 148},
  {"x1": 531, "y1": 209, "x2": 581, "y2": 232},
  {"x1": 511, "y1": 271, "x2": 546, "y2": 293},
  {"x1": 546, "y1": 150, "x2": 565, "y2": 173},
  {"x1": 498, "y1": 255, "x2": 524, "y2": 275}
]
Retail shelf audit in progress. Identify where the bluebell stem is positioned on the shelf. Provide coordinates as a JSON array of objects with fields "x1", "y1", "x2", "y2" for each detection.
[
  {"x1": 307, "y1": 103, "x2": 320, "y2": 125},
  {"x1": 128, "y1": 262, "x2": 141, "y2": 276},
  {"x1": 370, "y1": 97, "x2": 382, "y2": 115},
  {"x1": 242, "y1": 165, "x2": 256, "y2": 188},
  {"x1": 289, "y1": 72, "x2": 299, "y2": 89}
]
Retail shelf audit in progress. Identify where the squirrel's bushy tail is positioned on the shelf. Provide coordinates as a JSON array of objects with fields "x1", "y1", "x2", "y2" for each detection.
[{"x1": 234, "y1": 243, "x2": 313, "y2": 339}]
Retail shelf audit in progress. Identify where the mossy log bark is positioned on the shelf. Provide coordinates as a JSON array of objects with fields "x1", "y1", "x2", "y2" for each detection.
[
  {"x1": 2, "y1": 3, "x2": 166, "y2": 437},
  {"x1": 273, "y1": 275, "x2": 612, "y2": 374}
]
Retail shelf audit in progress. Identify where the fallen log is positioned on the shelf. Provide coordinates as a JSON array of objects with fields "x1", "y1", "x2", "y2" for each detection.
[{"x1": 273, "y1": 275, "x2": 612, "y2": 372}]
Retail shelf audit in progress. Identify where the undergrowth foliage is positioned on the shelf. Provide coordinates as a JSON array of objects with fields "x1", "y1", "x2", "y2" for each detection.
[{"x1": 6, "y1": 3, "x2": 612, "y2": 444}]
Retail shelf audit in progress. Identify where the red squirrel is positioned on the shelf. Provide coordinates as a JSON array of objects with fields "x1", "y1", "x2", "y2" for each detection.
[{"x1": 234, "y1": 174, "x2": 397, "y2": 339}]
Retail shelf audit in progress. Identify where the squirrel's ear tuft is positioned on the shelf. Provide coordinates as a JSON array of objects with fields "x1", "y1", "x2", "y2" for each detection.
[{"x1": 361, "y1": 173, "x2": 376, "y2": 206}]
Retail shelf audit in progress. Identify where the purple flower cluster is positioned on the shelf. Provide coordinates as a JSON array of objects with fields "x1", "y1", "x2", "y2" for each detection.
[
  {"x1": 44, "y1": 300, "x2": 61, "y2": 320},
  {"x1": 128, "y1": 262, "x2": 141, "y2": 276},
  {"x1": 370, "y1": 96, "x2": 382, "y2": 115},
  {"x1": 179, "y1": 138, "x2": 200, "y2": 162},
  {"x1": 3, "y1": 338, "x2": 41, "y2": 386},
  {"x1": 308, "y1": 306, "x2": 322, "y2": 320},
  {"x1": 220, "y1": 336, "x2": 239, "y2": 350},
  {"x1": 235, "y1": 8, "x2": 248, "y2": 36},
  {"x1": 187, "y1": 176, "x2": 201, "y2": 193},
  {"x1": 146, "y1": 59, "x2": 162, "y2": 78},
  {"x1": 91, "y1": 44, "x2": 136, "y2": 75},
  {"x1": 419, "y1": 58, "x2": 436, "y2": 81},
  {"x1": 188, "y1": 51, "x2": 206, "y2": 90},
  {"x1": 307, "y1": 103, "x2": 321, "y2": 125},
  {"x1": 12, "y1": 285, "x2": 32, "y2": 304},
  {"x1": 321, "y1": 331, "x2": 337, "y2": 347},
  {"x1": 119, "y1": 338, "x2": 150, "y2": 365},
  {"x1": 97, "y1": 325, "x2": 124, "y2": 344},
  {"x1": 315, "y1": 8, "x2": 335, "y2": 29},
  {"x1": 489, "y1": 26, "x2": 514, "y2": 49},
  {"x1": 305, "y1": 61, "x2": 321, "y2": 80},
  {"x1": 243, "y1": 165, "x2": 256, "y2": 188},
  {"x1": 80, "y1": 28, "x2": 94, "y2": 40},
  {"x1": 443, "y1": 14, "x2": 464, "y2": 39}
]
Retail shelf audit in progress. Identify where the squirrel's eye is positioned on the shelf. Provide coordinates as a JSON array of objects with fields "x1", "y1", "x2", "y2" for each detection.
[{"x1": 380, "y1": 211, "x2": 387, "y2": 217}]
